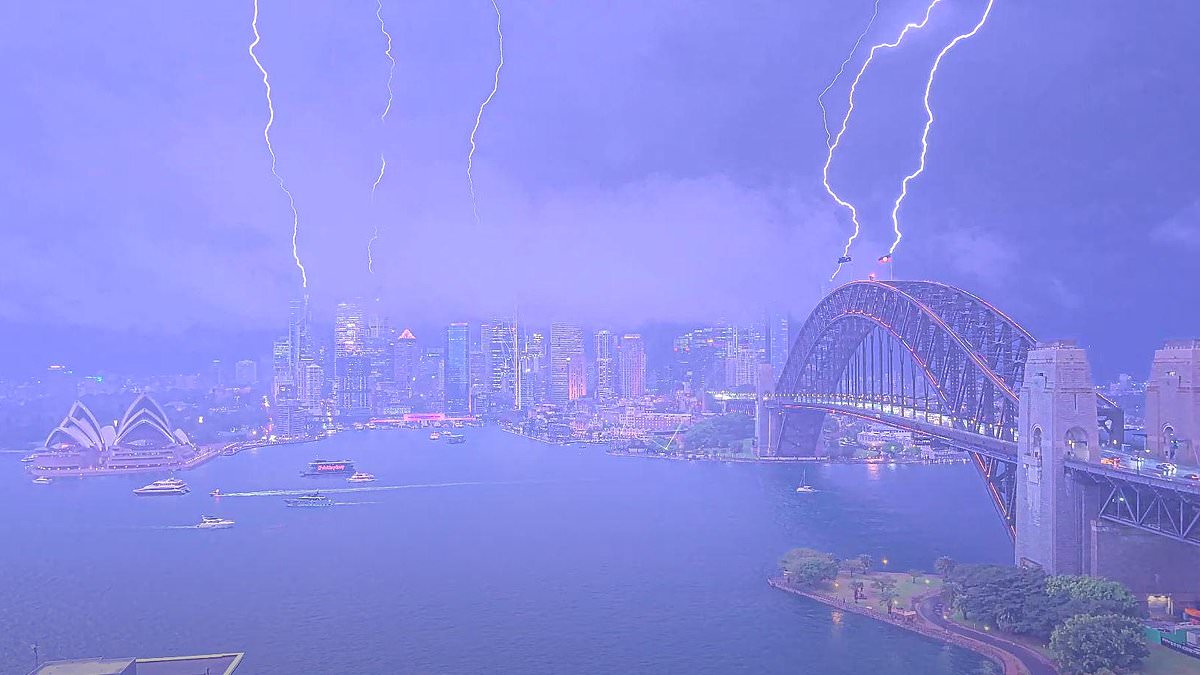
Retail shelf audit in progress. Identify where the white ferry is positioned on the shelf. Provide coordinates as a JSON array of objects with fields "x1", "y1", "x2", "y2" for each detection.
[
  {"x1": 133, "y1": 478, "x2": 190, "y2": 496},
  {"x1": 347, "y1": 472, "x2": 376, "y2": 483},
  {"x1": 32, "y1": 476, "x2": 53, "y2": 485},
  {"x1": 429, "y1": 431, "x2": 442, "y2": 441}
]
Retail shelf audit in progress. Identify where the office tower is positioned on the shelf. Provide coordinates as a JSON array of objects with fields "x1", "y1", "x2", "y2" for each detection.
[
  {"x1": 288, "y1": 297, "x2": 314, "y2": 373},
  {"x1": 393, "y1": 329, "x2": 418, "y2": 398},
  {"x1": 302, "y1": 363, "x2": 324, "y2": 410},
  {"x1": 619, "y1": 333, "x2": 647, "y2": 398},
  {"x1": 550, "y1": 323, "x2": 585, "y2": 404},
  {"x1": 334, "y1": 300, "x2": 367, "y2": 358},
  {"x1": 594, "y1": 330, "x2": 617, "y2": 402},
  {"x1": 486, "y1": 318, "x2": 517, "y2": 409},
  {"x1": 334, "y1": 355, "x2": 370, "y2": 419},
  {"x1": 767, "y1": 310, "x2": 790, "y2": 387},
  {"x1": 420, "y1": 347, "x2": 446, "y2": 407},
  {"x1": 234, "y1": 360, "x2": 258, "y2": 387},
  {"x1": 521, "y1": 332, "x2": 546, "y2": 407},
  {"x1": 445, "y1": 323, "x2": 471, "y2": 415}
]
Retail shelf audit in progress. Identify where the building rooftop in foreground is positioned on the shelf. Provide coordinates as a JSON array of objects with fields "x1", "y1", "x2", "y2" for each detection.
[{"x1": 31, "y1": 653, "x2": 243, "y2": 675}]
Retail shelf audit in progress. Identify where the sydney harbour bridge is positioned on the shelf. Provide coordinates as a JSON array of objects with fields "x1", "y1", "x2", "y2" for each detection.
[{"x1": 759, "y1": 280, "x2": 1200, "y2": 602}]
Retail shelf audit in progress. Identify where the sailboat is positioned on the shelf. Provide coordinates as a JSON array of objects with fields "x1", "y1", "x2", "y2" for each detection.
[{"x1": 795, "y1": 470, "x2": 817, "y2": 493}]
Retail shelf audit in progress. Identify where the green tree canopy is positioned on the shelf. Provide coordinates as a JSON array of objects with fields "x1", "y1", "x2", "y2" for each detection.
[
  {"x1": 1045, "y1": 576, "x2": 1141, "y2": 620},
  {"x1": 1050, "y1": 613, "x2": 1149, "y2": 674},
  {"x1": 780, "y1": 548, "x2": 840, "y2": 588}
]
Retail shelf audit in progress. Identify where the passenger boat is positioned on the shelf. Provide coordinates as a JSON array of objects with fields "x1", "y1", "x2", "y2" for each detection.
[
  {"x1": 133, "y1": 478, "x2": 190, "y2": 496},
  {"x1": 209, "y1": 488, "x2": 223, "y2": 497},
  {"x1": 300, "y1": 459, "x2": 355, "y2": 477},
  {"x1": 347, "y1": 472, "x2": 376, "y2": 483},
  {"x1": 197, "y1": 515, "x2": 235, "y2": 529},
  {"x1": 32, "y1": 476, "x2": 52, "y2": 485},
  {"x1": 444, "y1": 432, "x2": 466, "y2": 444},
  {"x1": 21, "y1": 454, "x2": 37, "y2": 463},
  {"x1": 284, "y1": 492, "x2": 334, "y2": 508},
  {"x1": 429, "y1": 431, "x2": 442, "y2": 441}
]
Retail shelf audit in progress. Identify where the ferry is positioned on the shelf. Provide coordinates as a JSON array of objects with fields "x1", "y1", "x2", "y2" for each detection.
[
  {"x1": 133, "y1": 478, "x2": 190, "y2": 496},
  {"x1": 32, "y1": 476, "x2": 53, "y2": 485},
  {"x1": 209, "y1": 488, "x2": 223, "y2": 497},
  {"x1": 300, "y1": 459, "x2": 355, "y2": 477},
  {"x1": 285, "y1": 492, "x2": 334, "y2": 508},
  {"x1": 429, "y1": 431, "x2": 442, "y2": 441},
  {"x1": 444, "y1": 433, "x2": 466, "y2": 444},
  {"x1": 197, "y1": 515, "x2": 235, "y2": 529},
  {"x1": 347, "y1": 472, "x2": 376, "y2": 483},
  {"x1": 21, "y1": 454, "x2": 38, "y2": 463}
]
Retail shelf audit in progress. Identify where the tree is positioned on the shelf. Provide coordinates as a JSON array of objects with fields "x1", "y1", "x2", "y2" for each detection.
[
  {"x1": 858, "y1": 553, "x2": 872, "y2": 572},
  {"x1": 907, "y1": 569, "x2": 923, "y2": 583},
  {"x1": 879, "y1": 588, "x2": 900, "y2": 614},
  {"x1": 1050, "y1": 613, "x2": 1148, "y2": 674},
  {"x1": 934, "y1": 556, "x2": 956, "y2": 577},
  {"x1": 841, "y1": 558, "x2": 867, "y2": 577},
  {"x1": 1045, "y1": 576, "x2": 1141, "y2": 620},
  {"x1": 780, "y1": 548, "x2": 840, "y2": 588}
]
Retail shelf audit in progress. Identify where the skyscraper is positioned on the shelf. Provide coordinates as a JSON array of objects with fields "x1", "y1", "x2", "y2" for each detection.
[
  {"x1": 234, "y1": 359, "x2": 258, "y2": 387},
  {"x1": 334, "y1": 355, "x2": 370, "y2": 419},
  {"x1": 445, "y1": 323, "x2": 471, "y2": 415},
  {"x1": 594, "y1": 330, "x2": 617, "y2": 402},
  {"x1": 619, "y1": 333, "x2": 646, "y2": 398},
  {"x1": 767, "y1": 310, "x2": 790, "y2": 387},
  {"x1": 521, "y1": 331, "x2": 546, "y2": 407},
  {"x1": 486, "y1": 318, "x2": 517, "y2": 409},
  {"x1": 393, "y1": 329, "x2": 418, "y2": 399},
  {"x1": 550, "y1": 323, "x2": 584, "y2": 405}
]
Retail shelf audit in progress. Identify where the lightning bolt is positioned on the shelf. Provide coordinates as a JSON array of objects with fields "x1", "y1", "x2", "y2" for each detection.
[
  {"x1": 248, "y1": 0, "x2": 307, "y2": 288},
  {"x1": 467, "y1": 0, "x2": 504, "y2": 226},
  {"x1": 368, "y1": 0, "x2": 396, "y2": 275},
  {"x1": 885, "y1": 0, "x2": 995, "y2": 257},
  {"x1": 824, "y1": 0, "x2": 945, "y2": 282},
  {"x1": 817, "y1": 0, "x2": 881, "y2": 149}
]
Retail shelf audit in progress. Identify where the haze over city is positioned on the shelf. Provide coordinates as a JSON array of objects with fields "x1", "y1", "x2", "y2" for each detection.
[
  {"x1": 1, "y1": 0, "x2": 1197, "y2": 376},
  {"x1": 3, "y1": 2, "x2": 1200, "y2": 674}
]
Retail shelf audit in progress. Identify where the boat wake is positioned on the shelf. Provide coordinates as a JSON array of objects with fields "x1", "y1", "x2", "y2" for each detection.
[{"x1": 214, "y1": 480, "x2": 529, "y2": 498}]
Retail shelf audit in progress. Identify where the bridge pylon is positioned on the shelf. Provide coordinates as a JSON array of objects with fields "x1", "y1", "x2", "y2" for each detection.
[{"x1": 1014, "y1": 340, "x2": 1099, "y2": 574}]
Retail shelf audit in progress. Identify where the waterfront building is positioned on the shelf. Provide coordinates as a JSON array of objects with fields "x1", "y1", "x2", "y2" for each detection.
[
  {"x1": 594, "y1": 330, "x2": 617, "y2": 402},
  {"x1": 619, "y1": 334, "x2": 646, "y2": 399},
  {"x1": 445, "y1": 323, "x2": 471, "y2": 415},
  {"x1": 234, "y1": 359, "x2": 258, "y2": 387},
  {"x1": 393, "y1": 328, "x2": 418, "y2": 399},
  {"x1": 419, "y1": 347, "x2": 447, "y2": 410},
  {"x1": 301, "y1": 362, "x2": 324, "y2": 411},
  {"x1": 550, "y1": 323, "x2": 585, "y2": 405}
]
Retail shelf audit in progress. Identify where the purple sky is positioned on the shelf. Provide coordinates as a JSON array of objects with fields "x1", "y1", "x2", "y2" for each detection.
[{"x1": 0, "y1": 0, "x2": 1197, "y2": 375}]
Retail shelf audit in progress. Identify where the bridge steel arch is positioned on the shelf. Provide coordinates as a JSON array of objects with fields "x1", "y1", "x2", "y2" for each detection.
[{"x1": 769, "y1": 280, "x2": 1122, "y2": 536}]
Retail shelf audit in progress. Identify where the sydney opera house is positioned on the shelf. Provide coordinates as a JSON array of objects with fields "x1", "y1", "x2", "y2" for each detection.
[{"x1": 28, "y1": 394, "x2": 207, "y2": 477}]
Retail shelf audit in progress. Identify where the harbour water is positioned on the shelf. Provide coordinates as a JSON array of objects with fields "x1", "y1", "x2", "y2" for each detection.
[{"x1": 0, "y1": 427, "x2": 1012, "y2": 674}]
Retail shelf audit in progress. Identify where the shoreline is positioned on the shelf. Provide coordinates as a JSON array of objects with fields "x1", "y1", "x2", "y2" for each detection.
[
  {"x1": 606, "y1": 448, "x2": 970, "y2": 466},
  {"x1": 768, "y1": 577, "x2": 1047, "y2": 675}
]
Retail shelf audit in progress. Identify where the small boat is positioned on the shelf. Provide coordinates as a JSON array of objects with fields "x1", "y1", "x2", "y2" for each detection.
[
  {"x1": 21, "y1": 454, "x2": 38, "y2": 463},
  {"x1": 795, "y1": 470, "x2": 817, "y2": 494},
  {"x1": 32, "y1": 476, "x2": 52, "y2": 485},
  {"x1": 284, "y1": 492, "x2": 334, "y2": 508},
  {"x1": 197, "y1": 515, "x2": 235, "y2": 529},
  {"x1": 210, "y1": 488, "x2": 223, "y2": 497},
  {"x1": 429, "y1": 431, "x2": 442, "y2": 441},
  {"x1": 347, "y1": 472, "x2": 376, "y2": 483},
  {"x1": 133, "y1": 478, "x2": 190, "y2": 496},
  {"x1": 444, "y1": 432, "x2": 465, "y2": 444}
]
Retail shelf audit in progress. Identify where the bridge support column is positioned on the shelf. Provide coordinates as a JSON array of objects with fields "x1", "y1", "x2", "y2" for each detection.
[{"x1": 1015, "y1": 341, "x2": 1098, "y2": 574}]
